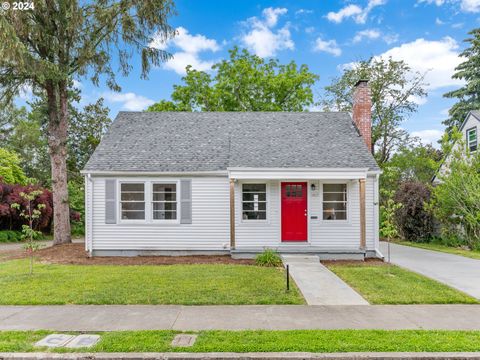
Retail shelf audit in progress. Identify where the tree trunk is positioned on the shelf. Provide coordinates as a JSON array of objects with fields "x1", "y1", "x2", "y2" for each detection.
[{"x1": 46, "y1": 81, "x2": 71, "y2": 245}]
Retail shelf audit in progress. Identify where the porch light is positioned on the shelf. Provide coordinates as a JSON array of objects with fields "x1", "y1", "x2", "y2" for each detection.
[{"x1": 310, "y1": 183, "x2": 316, "y2": 191}]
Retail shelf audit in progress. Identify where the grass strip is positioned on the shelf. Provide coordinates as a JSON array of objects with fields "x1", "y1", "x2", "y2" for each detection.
[
  {"x1": 325, "y1": 262, "x2": 478, "y2": 304},
  {"x1": 2, "y1": 330, "x2": 480, "y2": 353}
]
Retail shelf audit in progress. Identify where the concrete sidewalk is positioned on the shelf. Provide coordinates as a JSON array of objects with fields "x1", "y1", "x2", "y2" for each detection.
[
  {"x1": 380, "y1": 242, "x2": 480, "y2": 299},
  {"x1": 2, "y1": 305, "x2": 480, "y2": 331},
  {"x1": 281, "y1": 255, "x2": 368, "y2": 305}
]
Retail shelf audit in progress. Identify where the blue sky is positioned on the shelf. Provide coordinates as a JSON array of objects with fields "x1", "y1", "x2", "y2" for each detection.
[{"x1": 51, "y1": 0, "x2": 480, "y2": 146}]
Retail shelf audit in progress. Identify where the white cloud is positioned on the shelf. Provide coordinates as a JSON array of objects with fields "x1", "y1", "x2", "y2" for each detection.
[
  {"x1": 411, "y1": 129, "x2": 444, "y2": 146},
  {"x1": 417, "y1": 0, "x2": 445, "y2": 5},
  {"x1": 417, "y1": 0, "x2": 480, "y2": 12},
  {"x1": 241, "y1": 7, "x2": 294, "y2": 58},
  {"x1": 313, "y1": 37, "x2": 342, "y2": 56},
  {"x1": 377, "y1": 37, "x2": 463, "y2": 90},
  {"x1": 18, "y1": 84, "x2": 33, "y2": 101},
  {"x1": 383, "y1": 33, "x2": 399, "y2": 44},
  {"x1": 326, "y1": 0, "x2": 386, "y2": 24},
  {"x1": 263, "y1": 7, "x2": 287, "y2": 27},
  {"x1": 435, "y1": 17, "x2": 445, "y2": 25},
  {"x1": 460, "y1": 0, "x2": 480, "y2": 12},
  {"x1": 103, "y1": 92, "x2": 155, "y2": 111},
  {"x1": 295, "y1": 9, "x2": 313, "y2": 15},
  {"x1": 150, "y1": 27, "x2": 220, "y2": 75},
  {"x1": 409, "y1": 94, "x2": 428, "y2": 106},
  {"x1": 353, "y1": 29, "x2": 381, "y2": 43}
]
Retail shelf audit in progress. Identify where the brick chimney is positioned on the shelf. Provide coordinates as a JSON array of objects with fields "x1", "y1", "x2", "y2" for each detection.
[{"x1": 352, "y1": 80, "x2": 372, "y2": 153}]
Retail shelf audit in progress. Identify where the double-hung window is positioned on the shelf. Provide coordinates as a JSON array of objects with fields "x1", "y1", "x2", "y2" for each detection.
[
  {"x1": 120, "y1": 183, "x2": 145, "y2": 220},
  {"x1": 467, "y1": 127, "x2": 477, "y2": 152},
  {"x1": 242, "y1": 184, "x2": 267, "y2": 220},
  {"x1": 323, "y1": 184, "x2": 347, "y2": 220},
  {"x1": 152, "y1": 183, "x2": 177, "y2": 220}
]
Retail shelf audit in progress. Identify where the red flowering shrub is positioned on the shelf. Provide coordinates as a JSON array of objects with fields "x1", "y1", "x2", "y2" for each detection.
[{"x1": 0, "y1": 178, "x2": 53, "y2": 232}]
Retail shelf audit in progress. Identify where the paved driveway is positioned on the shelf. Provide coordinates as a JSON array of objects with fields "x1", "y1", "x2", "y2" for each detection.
[{"x1": 380, "y1": 242, "x2": 480, "y2": 299}]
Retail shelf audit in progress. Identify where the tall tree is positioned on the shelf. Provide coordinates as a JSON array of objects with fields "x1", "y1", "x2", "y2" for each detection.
[
  {"x1": 68, "y1": 98, "x2": 111, "y2": 177},
  {"x1": 4, "y1": 104, "x2": 50, "y2": 184},
  {"x1": 0, "y1": 0, "x2": 175, "y2": 244},
  {"x1": 148, "y1": 47, "x2": 319, "y2": 112},
  {"x1": 444, "y1": 28, "x2": 480, "y2": 132},
  {"x1": 322, "y1": 57, "x2": 427, "y2": 165}
]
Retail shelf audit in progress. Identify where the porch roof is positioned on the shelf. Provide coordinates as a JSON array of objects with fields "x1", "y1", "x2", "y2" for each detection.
[{"x1": 228, "y1": 167, "x2": 379, "y2": 180}]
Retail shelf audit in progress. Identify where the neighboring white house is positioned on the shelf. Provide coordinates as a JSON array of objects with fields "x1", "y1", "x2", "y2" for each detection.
[
  {"x1": 82, "y1": 81, "x2": 382, "y2": 259},
  {"x1": 433, "y1": 110, "x2": 479, "y2": 184}
]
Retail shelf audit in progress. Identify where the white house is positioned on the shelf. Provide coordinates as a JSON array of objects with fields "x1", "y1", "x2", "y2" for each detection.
[
  {"x1": 433, "y1": 110, "x2": 479, "y2": 184},
  {"x1": 82, "y1": 80, "x2": 382, "y2": 259}
]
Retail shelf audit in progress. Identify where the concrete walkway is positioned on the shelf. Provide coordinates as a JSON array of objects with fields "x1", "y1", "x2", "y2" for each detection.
[
  {"x1": 2, "y1": 305, "x2": 480, "y2": 331},
  {"x1": 281, "y1": 255, "x2": 368, "y2": 305},
  {"x1": 380, "y1": 242, "x2": 480, "y2": 299}
]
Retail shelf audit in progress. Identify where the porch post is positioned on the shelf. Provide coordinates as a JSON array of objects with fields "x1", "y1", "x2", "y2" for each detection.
[
  {"x1": 359, "y1": 178, "x2": 366, "y2": 249},
  {"x1": 230, "y1": 178, "x2": 236, "y2": 249}
]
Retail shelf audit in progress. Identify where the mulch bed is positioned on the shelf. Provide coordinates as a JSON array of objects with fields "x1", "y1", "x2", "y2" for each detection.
[{"x1": 1, "y1": 243, "x2": 255, "y2": 265}]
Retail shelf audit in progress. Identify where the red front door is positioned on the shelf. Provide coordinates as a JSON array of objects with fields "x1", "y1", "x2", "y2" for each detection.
[{"x1": 281, "y1": 182, "x2": 308, "y2": 242}]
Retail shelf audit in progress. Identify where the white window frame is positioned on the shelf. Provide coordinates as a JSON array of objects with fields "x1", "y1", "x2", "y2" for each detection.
[
  {"x1": 321, "y1": 182, "x2": 349, "y2": 222},
  {"x1": 151, "y1": 180, "x2": 180, "y2": 224},
  {"x1": 118, "y1": 181, "x2": 146, "y2": 222},
  {"x1": 467, "y1": 127, "x2": 477, "y2": 152},
  {"x1": 241, "y1": 182, "x2": 268, "y2": 222}
]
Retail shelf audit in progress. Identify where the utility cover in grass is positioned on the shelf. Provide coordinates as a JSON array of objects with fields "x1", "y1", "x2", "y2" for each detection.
[
  {"x1": 35, "y1": 334, "x2": 100, "y2": 348},
  {"x1": 171, "y1": 334, "x2": 197, "y2": 347},
  {"x1": 65, "y1": 334, "x2": 100, "y2": 348},
  {"x1": 35, "y1": 334, "x2": 75, "y2": 348}
]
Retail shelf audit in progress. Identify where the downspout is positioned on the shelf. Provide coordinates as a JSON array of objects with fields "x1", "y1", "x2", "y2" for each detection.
[
  {"x1": 374, "y1": 173, "x2": 383, "y2": 259},
  {"x1": 359, "y1": 178, "x2": 366, "y2": 251},
  {"x1": 229, "y1": 178, "x2": 236, "y2": 250},
  {"x1": 86, "y1": 173, "x2": 93, "y2": 257}
]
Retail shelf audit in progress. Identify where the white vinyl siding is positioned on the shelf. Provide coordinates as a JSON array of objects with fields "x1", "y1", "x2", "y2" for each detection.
[
  {"x1": 235, "y1": 177, "x2": 377, "y2": 251},
  {"x1": 86, "y1": 174, "x2": 378, "y2": 253},
  {"x1": 89, "y1": 177, "x2": 229, "y2": 250}
]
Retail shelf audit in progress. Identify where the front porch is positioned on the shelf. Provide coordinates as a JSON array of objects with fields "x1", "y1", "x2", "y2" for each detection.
[{"x1": 228, "y1": 168, "x2": 381, "y2": 260}]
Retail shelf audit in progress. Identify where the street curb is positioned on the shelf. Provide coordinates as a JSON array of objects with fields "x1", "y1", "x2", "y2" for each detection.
[{"x1": 1, "y1": 353, "x2": 480, "y2": 360}]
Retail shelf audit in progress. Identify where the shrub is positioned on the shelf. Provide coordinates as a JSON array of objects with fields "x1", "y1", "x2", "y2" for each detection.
[
  {"x1": 255, "y1": 249, "x2": 283, "y2": 267},
  {"x1": 0, "y1": 180, "x2": 53, "y2": 232},
  {"x1": 393, "y1": 181, "x2": 433, "y2": 242},
  {"x1": 0, "y1": 230, "x2": 23, "y2": 242},
  {"x1": 431, "y1": 129, "x2": 480, "y2": 250}
]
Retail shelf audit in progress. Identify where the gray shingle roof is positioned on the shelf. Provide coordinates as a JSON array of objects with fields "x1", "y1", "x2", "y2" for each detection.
[
  {"x1": 470, "y1": 110, "x2": 480, "y2": 121},
  {"x1": 84, "y1": 112, "x2": 379, "y2": 172}
]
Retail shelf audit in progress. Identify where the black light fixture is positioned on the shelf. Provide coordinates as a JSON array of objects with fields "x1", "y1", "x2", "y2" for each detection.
[{"x1": 311, "y1": 183, "x2": 316, "y2": 191}]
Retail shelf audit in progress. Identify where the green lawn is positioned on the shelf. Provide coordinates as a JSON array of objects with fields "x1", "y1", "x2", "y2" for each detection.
[
  {"x1": 393, "y1": 240, "x2": 480, "y2": 260},
  {"x1": 326, "y1": 262, "x2": 478, "y2": 304},
  {"x1": 2, "y1": 330, "x2": 480, "y2": 353},
  {"x1": 0, "y1": 259, "x2": 303, "y2": 305}
]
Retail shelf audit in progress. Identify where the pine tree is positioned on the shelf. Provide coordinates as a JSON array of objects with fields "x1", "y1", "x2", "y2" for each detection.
[{"x1": 444, "y1": 28, "x2": 480, "y2": 132}]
